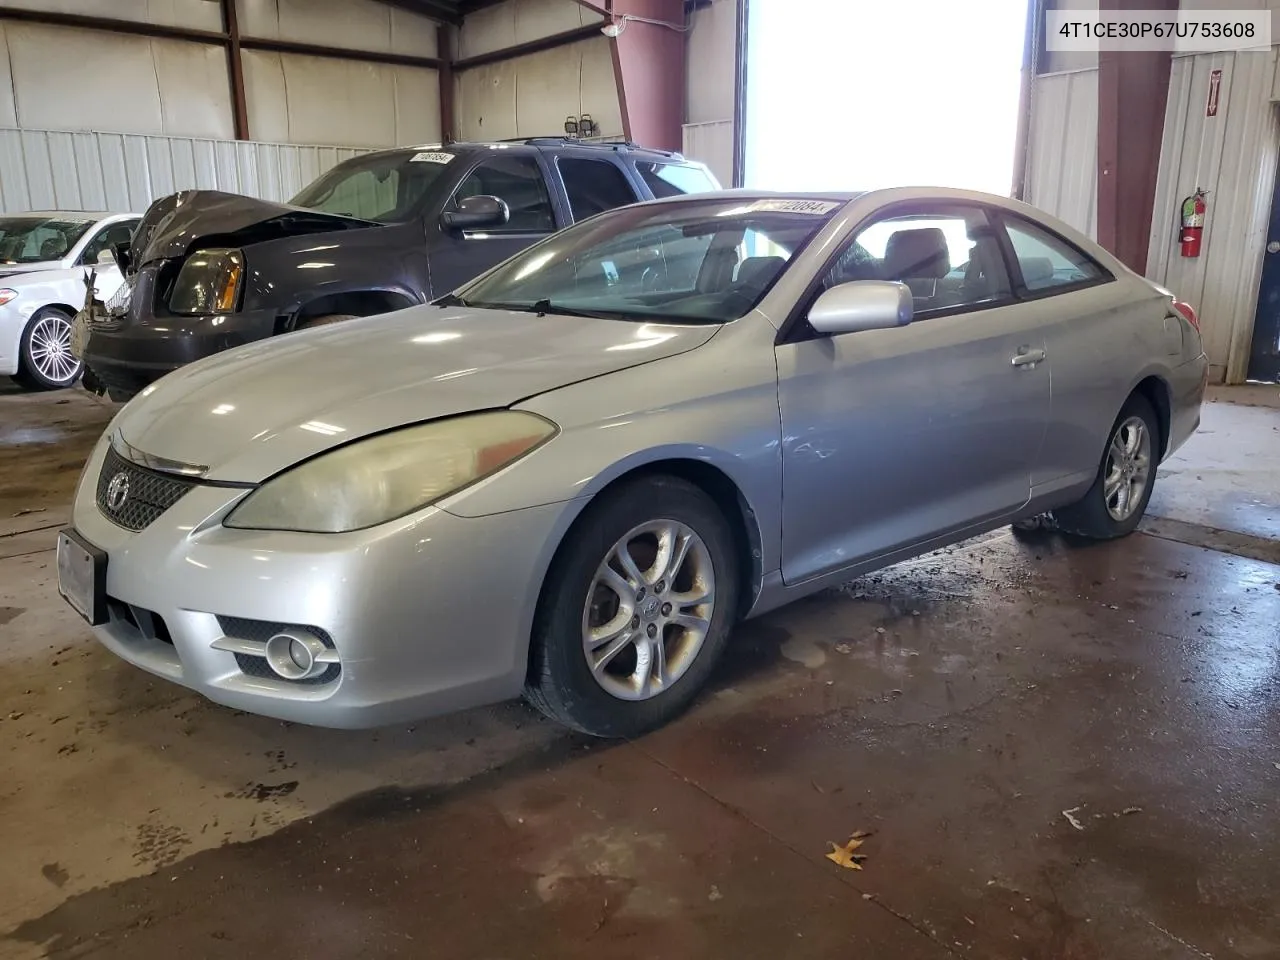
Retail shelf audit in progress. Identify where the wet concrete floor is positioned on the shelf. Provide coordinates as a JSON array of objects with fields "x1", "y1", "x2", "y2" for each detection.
[{"x1": 1, "y1": 381, "x2": 1279, "y2": 959}]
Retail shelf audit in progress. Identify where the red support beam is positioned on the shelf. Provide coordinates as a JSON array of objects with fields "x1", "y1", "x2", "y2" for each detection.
[
  {"x1": 1096, "y1": 0, "x2": 1178, "y2": 274},
  {"x1": 604, "y1": 0, "x2": 686, "y2": 151}
]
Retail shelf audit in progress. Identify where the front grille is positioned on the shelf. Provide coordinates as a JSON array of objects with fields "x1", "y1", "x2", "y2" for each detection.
[
  {"x1": 107, "y1": 598, "x2": 173, "y2": 644},
  {"x1": 96, "y1": 446, "x2": 198, "y2": 531}
]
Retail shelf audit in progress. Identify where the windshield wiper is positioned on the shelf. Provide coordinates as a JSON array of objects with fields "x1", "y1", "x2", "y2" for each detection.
[
  {"x1": 523, "y1": 298, "x2": 617, "y2": 320},
  {"x1": 434, "y1": 293, "x2": 470, "y2": 307}
]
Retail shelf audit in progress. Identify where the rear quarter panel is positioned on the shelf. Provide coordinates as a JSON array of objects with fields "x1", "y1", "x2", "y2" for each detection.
[{"x1": 1034, "y1": 274, "x2": 1185, "y2": 492}]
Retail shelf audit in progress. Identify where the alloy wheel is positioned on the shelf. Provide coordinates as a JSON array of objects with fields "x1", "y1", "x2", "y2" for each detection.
[
  {"x1": 1103, "y1": 415, "x2": 1152, "y2": 522},
  {"x1": 28, "y1": 314, "x2": 82, "y2": 385},
  {"x1": 581, "y1": 519, "x2": 716, "y2": 701}
]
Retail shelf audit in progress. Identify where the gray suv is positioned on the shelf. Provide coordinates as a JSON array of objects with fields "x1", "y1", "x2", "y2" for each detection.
[{"x1": 80, "y1": 138, "x2": 718, "y2": 400}]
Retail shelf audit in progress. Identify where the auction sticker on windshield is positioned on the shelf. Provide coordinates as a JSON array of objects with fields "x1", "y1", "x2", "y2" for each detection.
[
  {"x1": 744, "y1": 199, "x2": 841, "y2": 215},
  {"x1": 411, "y1": 151, "x2": 455, "y2": 164}
]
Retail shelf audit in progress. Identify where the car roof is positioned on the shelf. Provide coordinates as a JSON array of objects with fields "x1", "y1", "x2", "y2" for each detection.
[{"x1": 354, "y1": 138, "x2": 696, "y2": 163}]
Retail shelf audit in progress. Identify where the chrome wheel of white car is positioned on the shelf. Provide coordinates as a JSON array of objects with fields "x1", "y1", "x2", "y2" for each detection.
[
  {"x1": 583, "y1": 520, "x2": 716, "y2": 701},
  {"x1": 18, "y1": 307, "x2": 83, "y2": 390},
  {"x1": 527, "y1": 475, "x2": 739, "y2": 738}
]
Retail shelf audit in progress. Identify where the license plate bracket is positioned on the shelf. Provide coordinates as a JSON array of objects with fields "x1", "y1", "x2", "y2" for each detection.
[{"x1": 56, "y1": 529, "x2": 107, "y2": 625}]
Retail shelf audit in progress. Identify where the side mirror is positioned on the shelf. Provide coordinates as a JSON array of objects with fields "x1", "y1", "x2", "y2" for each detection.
[
  {"x1": 808, "y1": 280, "x2": 913, "y2": 336},
  {"x1": 95, "y1": 248, "x2": 117, "y2": 267},
  {"x1": 440, "y1": 195, "x2": 510, "y2": 231}
]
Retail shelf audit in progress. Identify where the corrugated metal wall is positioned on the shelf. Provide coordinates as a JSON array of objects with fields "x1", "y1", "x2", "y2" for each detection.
[
  {"x1": 1023, "y1": 69, "x2": 1099, "y2": 238},
  {"x1": 0, "y1": 128, "x2": 369, "y2": 214},
  {"x1": 682, "y1": 120, "x2": 732, "y2": 188},
  {"x1": 1146, "y1": 49, "x2": 1279, "y2": 383}
]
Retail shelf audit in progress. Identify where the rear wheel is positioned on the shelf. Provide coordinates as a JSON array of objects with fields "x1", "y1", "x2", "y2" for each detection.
[
  {"x1": 525, "y1": 475, "x2": 740, "y2": 737},
  {"x1": 1053, "y1": 394, "x2": 1159, "y2": 539},
  {"x1": 16, "y1": 307, "x2": 82, "y2": 390}
]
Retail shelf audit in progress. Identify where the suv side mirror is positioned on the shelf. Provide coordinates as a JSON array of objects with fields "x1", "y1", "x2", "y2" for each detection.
[
  {"x1": 808, "y1": 280, "x2": 914, "y2": 336},
  {"x1": 441, "y1": 195, "x2": 510, "y2": 231}
]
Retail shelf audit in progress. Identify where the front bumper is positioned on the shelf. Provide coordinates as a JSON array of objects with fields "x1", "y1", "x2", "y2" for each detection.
[
  {"x1": 70, "y1": 438, "x2": 575, "y2": 728},
  {"x1": 83, "y1": 307, "x2": 276, "y2": 398}
]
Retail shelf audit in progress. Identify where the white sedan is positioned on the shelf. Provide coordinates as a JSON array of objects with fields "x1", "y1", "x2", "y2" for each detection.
[{"x1": 0, "y1": 211, "x2": 139, "y2": 389}]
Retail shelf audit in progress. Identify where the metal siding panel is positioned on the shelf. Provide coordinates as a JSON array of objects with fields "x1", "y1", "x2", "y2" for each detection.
[
  {"x1": 122, "y1": 135, "x2": 152, "y2": 211},
  {"x1": 0, "y1": 129, "x2": 31, "y2": 211},
  {"x1": 71, "y1": 133, "x2": 105, "y2": 210},
  {"x1": 214, "y1": 139, "x2": 242, "y2": 194},
  {"x1": 46, "y1": 131, "x2": 81, "y2": 209},
  {"x1": 97, "y1": 133, "x2": 132, "y2": 211},
  {"x1": 20, "y1": 130, "x2": 55, "y2": 209},
  {"x1": 191, "y1": 139, "x2": 218, "y2": 190},
  {"x1": 168, "y1": 136, "x2": 197, "y2": 192},
  {"x1": 0, "y1": 127, "x2": 372, "y2": 213},
  {"x1": 144, "y1": 136, "x2": 176, "y2": 199},
  {"x1": 1144, "y1": 50, "x2": 1279, "y2": 382},
  {"x1": 1024, "y1": 70, "x2": 1099, "y2": 239}
]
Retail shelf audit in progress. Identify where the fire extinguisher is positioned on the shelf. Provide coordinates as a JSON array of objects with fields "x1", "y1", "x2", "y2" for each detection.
[{"x1": 1180, "y1": 189, "x2": 1207, "y2": 258}]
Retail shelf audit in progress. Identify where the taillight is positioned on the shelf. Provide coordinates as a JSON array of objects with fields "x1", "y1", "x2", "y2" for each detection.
[{"x1": 1172, "y1": 299, "x2": 1200, "y2": 331}]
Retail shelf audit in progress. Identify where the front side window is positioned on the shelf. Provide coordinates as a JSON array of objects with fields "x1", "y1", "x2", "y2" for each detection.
[
  {"x1": 558, "y1": 158, "x2": 639, "y2": 220},
  {"x1": 1002, "y1": 215, "x2": 1107, "y2": 293},
  {"x1": 636, "y1": 161, "x2": 719, "y2": 198},
  {"x1": 291, "y1": 151, "x2": 451, "y2": 223},
  {"x1": 0, "y1": 217, "x2": 93, "y2": 263},
  {"x1": 456, "y1": 197, "x2": 842, "y2": 324},
  {"x1": 452, "y1": 155, "x2": 556, "y2": 233},
  {"x1": 820, "y1": 206, "x2": 1011, "y2": 317},
  {"x1": 80, "y1": 220, "x2": 139, "y2": 265}
]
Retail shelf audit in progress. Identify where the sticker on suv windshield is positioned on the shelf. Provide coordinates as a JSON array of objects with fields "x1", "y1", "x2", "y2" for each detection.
[
  {"x1": 745, "y1": 199, "x2": 840, "y2": 215},
  {"x1": 411, "y1": 151, "x2": 455, "y2": 164}
]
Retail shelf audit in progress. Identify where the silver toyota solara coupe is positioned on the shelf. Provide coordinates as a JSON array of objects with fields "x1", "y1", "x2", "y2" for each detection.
[{"x1": 56, "y1": 187, "x2": 1207, "y2": 737}]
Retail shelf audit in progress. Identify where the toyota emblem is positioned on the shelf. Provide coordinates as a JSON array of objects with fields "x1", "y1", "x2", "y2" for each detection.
[{"x1": 105, "y1": 472, "x2": 130, "y2": 512}]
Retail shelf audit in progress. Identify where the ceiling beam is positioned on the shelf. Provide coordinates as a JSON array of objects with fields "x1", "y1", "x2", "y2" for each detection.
[
  {"x1": 453, "y1": 22, "x2": 606, "y2": 70},
  {"x1": 376, "y1": 0, "x2": 463, "y2": 25},
  {"x1": 0, "y1": 5, "x2": 227, "y2": 44}
]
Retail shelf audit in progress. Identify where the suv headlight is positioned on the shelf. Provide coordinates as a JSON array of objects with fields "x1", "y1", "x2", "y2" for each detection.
[
  {"x1": 224, "y1": 411, "x2": 557, "y2": 533},
  {"x1": 169, "y1": 248, "x2": 243, "y2": 314}
]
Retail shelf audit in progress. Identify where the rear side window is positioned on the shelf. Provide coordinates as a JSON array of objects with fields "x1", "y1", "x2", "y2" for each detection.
[
  {"x1": 558, "y1": 158, "x2": 639, "y2": 220},
  {"x1": 453, "y1": 156, "x2": 556, "y2": 233},
  {"x1": 637, "y1": 161, "x2": 718, "y2": 198},
  {"x1": 1002, "y1": 216, "x2": 1107, "y2": 293}
]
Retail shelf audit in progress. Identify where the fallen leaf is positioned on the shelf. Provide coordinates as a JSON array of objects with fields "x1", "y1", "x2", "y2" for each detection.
[
  {"x1": 825, "y1": 835, "x2": 867, "y2": 870},
  {"x1": 10, "y1": 507, "x2": 45, "y2": 518},
  {"x1": 1062, "y1": 807, "x2": 1086, "y2": 831},
  {"x1": 1121, "y1": 807, "x2": 1143, "y2": 816}
]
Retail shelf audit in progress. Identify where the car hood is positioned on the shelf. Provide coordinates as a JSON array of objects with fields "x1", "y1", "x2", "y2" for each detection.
[
  {"x1": 113, "y1": 304, "x2": 720, "y2": 483},
  {"x1": 0, "y1": 260, "x2": 64, "y2": 278},
  {"x1": 129, "y1": 190, "x2": 379, "y2": 268}
]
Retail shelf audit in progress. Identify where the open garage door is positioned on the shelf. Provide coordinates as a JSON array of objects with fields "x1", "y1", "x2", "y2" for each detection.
[{"x1": 742, "y1": 0, "x2": 1027, "y2": 194}]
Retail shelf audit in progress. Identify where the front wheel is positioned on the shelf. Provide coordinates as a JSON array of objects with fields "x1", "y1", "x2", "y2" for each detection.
[
  {"x1": 1053, "y1": 394, "x2": 1159, "y2": 539},
  {"x1": 525, "y1": 475, "x2": 740, "y2": 737},
  {"x1": 16, "y1": 307, "x2": 82, "y2": 390}
]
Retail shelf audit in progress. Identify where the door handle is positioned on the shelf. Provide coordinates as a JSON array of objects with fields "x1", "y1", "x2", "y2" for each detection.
[{"x1": 1011, "y1": 347, "x2": 1045, "y2": 367}]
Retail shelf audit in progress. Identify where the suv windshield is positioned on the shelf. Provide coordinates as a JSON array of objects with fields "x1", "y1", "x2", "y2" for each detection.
[
  {"x1": 0, "y1": 217, "x2": 93, "y2": 264},
  {"x1": 456, "y1": 197, "x2": 843, "y2": 324},
  {"x1": 290, "y1": 150, "x2": 454, "y2": 223}
]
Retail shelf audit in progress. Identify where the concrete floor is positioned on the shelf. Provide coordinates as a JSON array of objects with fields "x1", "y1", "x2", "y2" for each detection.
[{"x1": 1, "y1": 381, "x2": 1279, "y2": 960}]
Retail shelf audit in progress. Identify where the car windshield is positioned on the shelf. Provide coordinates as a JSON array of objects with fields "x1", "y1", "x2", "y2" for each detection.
[
  {"x1": 0, "y1": 216, "x2": 93, "y2": 264},
  {"x1": 455, "y1": 197, "x2": 843, "y2": 324},
  {"x1": 289, "y1": 150, "x2": 454, "y2": 223}
]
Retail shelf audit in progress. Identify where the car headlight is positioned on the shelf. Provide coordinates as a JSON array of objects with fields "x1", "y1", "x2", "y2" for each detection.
[
  {"x1": 224, "y1": 411, "x2": 557, "y2": 533},
  {"x1": 0, "y1": 288, "x2": 17, "y2": 306},
  {"x1": 169, "y1": 248, "x2": 243, "y2": 314}
]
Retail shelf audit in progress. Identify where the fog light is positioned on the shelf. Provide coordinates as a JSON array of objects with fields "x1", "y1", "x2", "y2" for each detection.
[{"x1": 264, "y1": 629, "x2": 329, "y2": 680}]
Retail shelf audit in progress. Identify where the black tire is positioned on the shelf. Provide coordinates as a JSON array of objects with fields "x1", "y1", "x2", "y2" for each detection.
[
  {"x1": 525, "y1": 475, "x2": 740, "y2": 738},
  {"x1": 15, "y1": 307, "x2": 82, "y2": 390},
  {"x1": 296, "y1": 313, "x2": 357, "y2": 330},
  {"x1": 1053, "y1": 394, "x2": 1160, "y2": 540}
]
